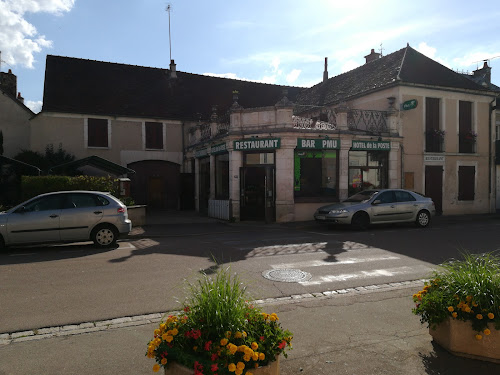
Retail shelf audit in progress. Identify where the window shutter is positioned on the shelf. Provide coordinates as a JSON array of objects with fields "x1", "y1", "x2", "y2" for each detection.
[
  {"x1": 425, "y1": 98, "x2": 440, "y2": 131},
  {"x1": 88, "y1": 118, "x2": 108, "y2": 147},
  {"x1": 459, "y1": 101, "x2": 472, "y2": 133},
  {"x1": 458, "y1": 166, "x2": 475, "y2": 200},
  {"x1": 146, "y1": 122, "x2": 163, "y2": 149}
]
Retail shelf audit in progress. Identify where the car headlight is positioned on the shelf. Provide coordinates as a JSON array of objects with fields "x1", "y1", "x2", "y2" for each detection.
[{"x1": 329, "y1": 209, "x2": 348, "y2": 214}]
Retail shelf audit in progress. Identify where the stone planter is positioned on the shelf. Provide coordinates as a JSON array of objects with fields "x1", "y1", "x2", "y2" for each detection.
[
  {"x1": 164, "y1": 356, "x2": 280, "y2": 375},
  {"x1": 430, "y1": 318, "x2": 500, "y2": 363},
  {"x1": 126, "y1": 205, "x2": 146, "y2": 227}
]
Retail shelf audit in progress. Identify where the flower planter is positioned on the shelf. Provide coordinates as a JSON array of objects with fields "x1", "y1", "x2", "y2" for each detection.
[
  {"x1": 164, "y1": 356, "x2": 280, "y2": 375},
  {"x1": 430, "y1": 318, "x2": 500, "y2": 363}
]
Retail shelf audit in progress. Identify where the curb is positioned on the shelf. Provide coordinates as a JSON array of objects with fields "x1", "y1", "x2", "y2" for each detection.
[{"x1": 0, "y1": 279, "x2": 425, "y2": 345}]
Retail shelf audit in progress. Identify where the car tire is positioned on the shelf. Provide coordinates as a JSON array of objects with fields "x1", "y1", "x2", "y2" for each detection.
[
  {"x1": 415, "y1": 210, "x2": 431, "y2": 228},
  {"x1": 351, "y1": 212, "x2": 369, "y2": 230},
  {"x1": 91, "y1": 225, "x2": 118, "y2": 247}
]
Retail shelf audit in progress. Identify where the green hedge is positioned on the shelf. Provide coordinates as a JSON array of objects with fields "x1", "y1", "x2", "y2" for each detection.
[{"x1": 21, "y1": 175, "x2": 120, "y2": 202}]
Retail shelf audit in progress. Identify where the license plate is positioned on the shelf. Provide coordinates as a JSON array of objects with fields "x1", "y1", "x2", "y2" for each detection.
[{"x1": 316, "y1": 215, "x2": 326, "y2": 220}]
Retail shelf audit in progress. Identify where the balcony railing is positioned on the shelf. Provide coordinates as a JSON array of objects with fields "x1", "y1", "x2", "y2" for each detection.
[
  {"x1": 292, "y1": 116, "x2": 337, "y2": 131},
  {"x1": 459, "y1": 132, "x2": 476, "y2": 153},
  {"x1": 425, "y1": 133, "x2": 444, "y2": 153},
  {"x1": 348, "y1": 109, "x2": 388, "y2": 133}
]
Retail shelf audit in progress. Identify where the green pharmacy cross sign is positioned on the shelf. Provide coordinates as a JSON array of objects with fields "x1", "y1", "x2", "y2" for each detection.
[{"x1": 402, "y1": 99, "x2": 418, "y2": 111}]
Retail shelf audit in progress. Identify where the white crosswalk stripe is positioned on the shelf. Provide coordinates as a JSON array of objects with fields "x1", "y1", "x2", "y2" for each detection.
[{"x1": 271, "y1": 255, "x2": 401, "y2": 269}]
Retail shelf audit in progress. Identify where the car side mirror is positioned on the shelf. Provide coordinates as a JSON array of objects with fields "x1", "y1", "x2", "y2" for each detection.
[{"x1": 372, "y1": 200, "x2": 381, "y2": 205}]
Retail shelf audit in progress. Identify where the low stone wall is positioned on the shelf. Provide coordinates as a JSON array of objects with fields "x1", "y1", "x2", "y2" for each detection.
[{"x1": 127, "y1": 205, "x2": 147, "y2": 227}]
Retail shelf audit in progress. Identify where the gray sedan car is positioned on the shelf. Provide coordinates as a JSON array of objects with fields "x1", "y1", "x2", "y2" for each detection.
[
  {"x1": 314, "y1": 189, "x2": 435, "y2": 229},
  {"x1": 0, "y1": 191, "x2": 132, "y2": 248}
]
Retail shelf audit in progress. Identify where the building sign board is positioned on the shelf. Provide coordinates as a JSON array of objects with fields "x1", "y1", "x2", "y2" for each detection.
[
  {"x1": 210, "y1": 143, "x2": 227, "y2": 155},
  {"x1": 402, "y1": 99, "x2": 418, "y2": 111},
  {"x1": 351, "y1": 140, "x2": 391, "y2": 151},
  {"x1": 233, "y1": 138, "x2": 280, "y2": 150},
  {"x1": 424, "y1": 155, "x2": 445, "y2": 163},
  {"x1": 297, "y1": 138, "x2": 340, "y2": 149},
  {"x1": 195, "y1": 148, "x2": 208, "y2": 158}
]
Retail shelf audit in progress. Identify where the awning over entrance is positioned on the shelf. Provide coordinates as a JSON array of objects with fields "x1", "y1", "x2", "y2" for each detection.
[
  {"x1": 0, "y1": 155, "x2": 42, "y2": 175},
  {"x1": 49, "y1": 155, "x2": 135, "y2": 176}
]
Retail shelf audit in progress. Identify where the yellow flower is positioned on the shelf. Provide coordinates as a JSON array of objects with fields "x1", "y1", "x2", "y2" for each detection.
[
  {"x1": 159, "y1": 323, "x2": 166, "y2": 331},
  {"x1": 242, "y1": 331, "x2": 247, "y2": 338},
  {"x1": 165, "y1": 335, "x2": 174, "y2": 343},
  {"x1": 466, "y1": 295, "x2": 473, "y2": 302},
  {"x1": 228, "y1": 363, "x2": 236, "y2": 372},
  {"x1": 193, "y1": 346, "x2": 198, "y2": 351},
  {"x1": 476, "y1": 314, "x2": 483, "y2": 320},
  {"x1": 270, "y1": 313, "x2": 279, "y2": 321},
  {"x1": 153, "y1": 364, "x2": 161, "y2": 372},
  {"x1": 243, "y1": 354, "x2": 251, "y2": 362},
  {"x1": 162, "y1": 333, "x2": 168, "y2": 341},
  {"x1": 448, "y1": 306, "x2": 454, "y2": 312},
  {"x1": 464, "y1": 306, "x2": 471, "y2": 313},
  {"x1": 252, "y1": 353, "x2": 259, "y2": 361},
  {"x1": 251, "y1": 342, "x2": 259, "y2": 350},
  {"x1": 238, "y1": 345, "x2": 246, "y2": 353},
  {"x1": 488, "y1": 313, "x2": 495, "y2": 319},
  {"x1": 234, "y1": 332, "x2": 243, "y2": 339},
  {"x1": 472, "y1": 301, "x2": 478, "y2": 307},
  {"x1": 171, "y1": 328, "x2": 178, "y2": 335},
  {"x1": 154, "y1": 338, "x2": 161, "y2": 346},
  {"x1": 484, "y1": 329, "x2": 491, "y2": 336},
  {"x1": 254, "y1": 363, "x2": 259, "y2": 368},
  {"x1": 237, "y1": 362, "x2": 245, "y2": 370},
  {"x1": 220, "y1": 338, "x2": 228, "y2": 346},
  {"x1": 154, "y1": 329, "x2": 160, "y2": 336},
  {"x1": 228, "y1": 343, "x2": 238, "y2": 355},
  {"x1": 226, "y1": 331, "x2": 232, "y2": 338},
  {"x1": 475, "y1": 334, "x2": 483, "y2": 340},
  {"x1": 259, "y1": 353, "x2": 265, "y2": 361},
  {"x1": 235, "y1": 369, "x2": 243, "y2": 375},
  {"x1": 161, "y1": 358, "x2": 168, "y2": 365},
  {"x1": 452, "y1": 312, "x2": 458, "y2": 318}
]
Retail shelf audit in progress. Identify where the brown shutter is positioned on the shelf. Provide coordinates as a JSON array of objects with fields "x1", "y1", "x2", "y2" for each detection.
[
  {"x1": 146, "y1": 122, "x2": 163, "y2": 149},
  {"x1": 458, "y1": 166, "x2": 475, "y2": 200},
  {"x1": 425, "y1": 98, "x2": 440, "y2": 131},
  {"x1": 88, "y1": 118, "x2": 108, "y2": 147},
  {"x1": 459, "y1": 101, "x2": 472, "y2": 133}
]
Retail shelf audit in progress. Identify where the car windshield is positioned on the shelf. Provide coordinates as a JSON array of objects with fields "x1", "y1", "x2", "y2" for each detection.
[{"x1": 343, "y1": 190, "x2": 378, "y2": 203}]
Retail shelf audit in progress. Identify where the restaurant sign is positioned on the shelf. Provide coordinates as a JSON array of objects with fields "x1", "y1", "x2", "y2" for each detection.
[
  {"x1": 297, "y1": 138, "x2": 340, "y2": 150},
  {"x1": 210, "y1": 143, "x2": 227, "y2": 155},
  {"x1": 234, "y1": 138, "x2": 280, "y2": 150},
  {"x1": 195, "y1": 148, "x2": 208, "y2": 158},
  {"x1": 351, "y1": 140, "x2": 391, "y2": 151}
]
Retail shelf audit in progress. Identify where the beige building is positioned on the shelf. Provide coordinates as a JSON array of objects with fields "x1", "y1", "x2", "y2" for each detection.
[{"x1": 0, "y1": 70, "x2": 33, "y2": 158}]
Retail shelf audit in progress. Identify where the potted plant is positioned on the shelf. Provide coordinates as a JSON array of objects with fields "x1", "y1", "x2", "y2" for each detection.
[
  {"x1": 426, "y1": 129, "x2": 445, "y2": 139},
  {"x1": 146, "y1": 266, "x2": 292, "y2": 374},
  {"x1": 412, "y1": 252, "x2": 500, "y2": 362}
]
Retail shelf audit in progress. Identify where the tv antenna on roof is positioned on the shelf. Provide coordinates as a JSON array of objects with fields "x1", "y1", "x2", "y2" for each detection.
[{"x1": 166, "y1": 4, "x2": 173, "y2": 62}]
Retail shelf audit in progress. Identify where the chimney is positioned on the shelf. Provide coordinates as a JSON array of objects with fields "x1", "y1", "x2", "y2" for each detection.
[
  {"x1": 323, "y1": 57, "x2": 328, "y2": 82},
  {"x1": 17, "y1": 92, "x2": 24, "y2": 103},
  {"x1": 169, "y1": 59, "x2": 177, "y2": 79},
  {"x1": 0, "y1": 69, "x2": 17, "y2": 97},
  {"x1": 473, "y1": 61, "x2": 491, "y2": 85},
  {"x1": 364, "y1": 48, "x2": 381, "y2": 64}
]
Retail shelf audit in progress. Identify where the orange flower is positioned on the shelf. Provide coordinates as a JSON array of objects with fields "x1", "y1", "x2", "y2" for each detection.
[{"x1": 488, "y1": 313, "x2": 495, "y2": 319}]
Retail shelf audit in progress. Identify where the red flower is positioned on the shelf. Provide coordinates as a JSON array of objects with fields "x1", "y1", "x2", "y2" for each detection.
[
  {"x1": 184, "y1": 306, "x2": 191, "y2": 312},
  {"x1": 211, "y1": 364, "x2": 219, "y2": 372},
  {"x1": 204, "y1": 340, "x2": 212, "y2": 351},
  {"x1": 211, "y1": 353, "x2": 219, "y2": 361},
  {"x1": 259, "y1": 336, "x2": 265, "y2": 342},
  {"x1": 278, "y1": 340, "x2": 286, "y2": 349}
]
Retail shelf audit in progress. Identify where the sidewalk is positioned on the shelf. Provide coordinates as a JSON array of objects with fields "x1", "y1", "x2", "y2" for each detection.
[{"x1": 1, "y1": 284, "x2": 499, "y2": 374}]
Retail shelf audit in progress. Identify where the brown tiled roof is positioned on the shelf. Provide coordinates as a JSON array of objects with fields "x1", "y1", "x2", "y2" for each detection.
[
  {"x1": 42, "y1": 55, "x2": 303, "y2": 120},
  {"x1": 295, "y1": 45, "x2": 491, "y2": 111}
]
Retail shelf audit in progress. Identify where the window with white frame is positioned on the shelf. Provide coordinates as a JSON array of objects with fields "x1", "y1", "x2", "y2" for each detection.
[
  {"x1": 145, "y1": 122, "x2": 164, "y2": 150},
  {"x1": 87, "y1": 118, "x2": 109, "y2": 148}
]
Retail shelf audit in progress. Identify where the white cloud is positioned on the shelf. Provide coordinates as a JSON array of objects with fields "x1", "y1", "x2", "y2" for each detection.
[
  {"x1": 270, "y1": 56, "x2": 280, "y2": 72},
  {"x1": 286, "y1": 69, "x2": 301, "y2": 84},
  {"x1": 25, "y1": 100, "x2": 42, "y2": 113},
  {"x1": 452, "y1": 52, "x2": 500, "y2": 70},
  {"x1": 416, "y1": 42, "x2": 436, "y2": 59},
  {"x1": 340, "y1": 60, "x2": 361, "y2": 73},
  {"x1": 0, "y1": 0, "x2": 75, "y2": 68}
]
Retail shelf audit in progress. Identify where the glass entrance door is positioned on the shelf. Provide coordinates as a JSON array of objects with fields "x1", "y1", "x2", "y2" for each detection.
[{"x1": 240, "y1": 166, "x2": 275, "y2": 222}]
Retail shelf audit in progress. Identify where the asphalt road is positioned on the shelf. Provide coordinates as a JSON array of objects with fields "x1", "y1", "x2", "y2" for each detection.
[{"x1": 1, "y1": 216, "x2": 499, "y2": 334}]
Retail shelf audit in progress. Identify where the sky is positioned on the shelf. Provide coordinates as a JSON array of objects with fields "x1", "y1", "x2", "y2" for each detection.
[{"x1": 1, "y1": 0, "x2": 500, "y2": 114}]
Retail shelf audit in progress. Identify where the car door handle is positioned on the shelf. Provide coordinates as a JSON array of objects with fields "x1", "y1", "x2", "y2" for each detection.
[
  {"x1": 94, "y1": 211, "x2": 103, "y2": 215},
  {"x1": 49, "y1": 214, "x2": 59, "y2": 218},
  {"x1": 390, "y1": 205, "x2": 395, "y2": 208}
]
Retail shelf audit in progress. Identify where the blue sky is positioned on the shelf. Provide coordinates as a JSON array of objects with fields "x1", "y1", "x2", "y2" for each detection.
[{"x1": 1, "y1": 0, "x2": 500, "y2": 113}]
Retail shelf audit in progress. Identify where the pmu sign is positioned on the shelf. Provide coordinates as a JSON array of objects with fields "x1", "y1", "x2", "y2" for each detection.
[{"x1": 402, "y1": 99, "x2": 418, "y2": 111}]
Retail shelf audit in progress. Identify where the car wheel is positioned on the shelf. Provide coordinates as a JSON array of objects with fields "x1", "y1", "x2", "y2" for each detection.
[
  {"x1": 91, "y1": 225, "x2": 118, "y2": 247},
  {"x1": 351, "y1": 212, "x2": 369, "y2": 230},
  {"x1": 416, "y1": 210, "x2": 431, "y2": 228}
]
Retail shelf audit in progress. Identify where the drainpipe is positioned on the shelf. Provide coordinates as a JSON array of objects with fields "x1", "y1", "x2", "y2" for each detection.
[
  {"x1": 489, "y1": 97, "x2": 496, "y2": 212},
  {"x1": 400, "y1": 144, "x2": 404, "y2": 189}
]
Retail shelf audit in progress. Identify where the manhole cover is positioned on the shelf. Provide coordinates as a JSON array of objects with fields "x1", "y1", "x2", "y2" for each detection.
[{"x1": 262, "y1": 269, "x2": 312, "y2": 283}]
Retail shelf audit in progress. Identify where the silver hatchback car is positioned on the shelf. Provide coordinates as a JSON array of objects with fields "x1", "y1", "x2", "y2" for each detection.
[
  {"x1": 314, "y1": 189, "x2": 435, "y2": 229},
  {"x1": 0, "y1": 191, "x2": 132, "y2": 248}
]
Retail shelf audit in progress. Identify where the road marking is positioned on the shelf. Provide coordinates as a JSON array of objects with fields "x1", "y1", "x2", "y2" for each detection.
[
  {"x1": 244, "y1": 242, "x2": 328, "y2": 257},
  {"x1": 271, "y1": 255, "x2": 401, "y2": 269},
  {"x1": 299, "y1": 265, "x2": 432, "y2": 286}
]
